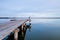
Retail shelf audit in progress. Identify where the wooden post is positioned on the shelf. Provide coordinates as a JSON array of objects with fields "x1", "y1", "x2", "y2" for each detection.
[
  {"x1": 22, "y1": 25, "x2": 24, "y2": 30},
  {"x1": 23, "y1": 23, "x2": 25, "y2": 30},
  {"x1": 21, "y1": 31, "x2": 24, "y2": 37},
  {"x1": 24, "y1": 23, "x2": 26, "y2": 27},
  {"x1": 14, "y1": 28, "x2": 19, "y2": 40}
]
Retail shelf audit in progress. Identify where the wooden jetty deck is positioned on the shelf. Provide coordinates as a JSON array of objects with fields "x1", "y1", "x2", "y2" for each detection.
[{"x1": 0, "y1": 18, "x2": 30, "y2": 40}]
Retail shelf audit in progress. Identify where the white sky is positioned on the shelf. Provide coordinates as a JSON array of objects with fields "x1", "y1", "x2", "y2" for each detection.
[
  {"x1": 0, "y1": 0, "x2": 60, "y2": 24},
  {"x1": 0, "y1": 0, "x2": 60, "y2": 17}
]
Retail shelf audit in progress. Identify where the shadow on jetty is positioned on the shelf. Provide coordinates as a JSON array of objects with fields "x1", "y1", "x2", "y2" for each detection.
[{"x1": 3, "y1": 23, "x2": 31, "y2": 40}]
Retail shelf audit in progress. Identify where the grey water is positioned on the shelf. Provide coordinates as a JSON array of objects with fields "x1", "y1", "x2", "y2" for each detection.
[
  {"x1": 24, "y1": 19, "x2": 60, "y2": 40},
  {"x1": 1, "y1": 19, "x2": 60, "y2": 40}
]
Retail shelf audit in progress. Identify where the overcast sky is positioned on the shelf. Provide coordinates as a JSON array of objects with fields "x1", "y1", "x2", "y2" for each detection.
[{"x1": 0, "y1": 0, "x2": 60, "y2": 17}]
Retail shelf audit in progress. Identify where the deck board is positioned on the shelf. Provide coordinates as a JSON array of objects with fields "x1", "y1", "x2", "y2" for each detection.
[{"x1": 0, "y1": 19, "x2": 29, "y2": 40}]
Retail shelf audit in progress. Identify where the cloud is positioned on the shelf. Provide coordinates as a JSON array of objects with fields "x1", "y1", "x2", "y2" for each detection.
[
  {"x1": 15, "y1": 13, "x2": 60, "y2": 23},
  {"x1": 0, "y1": 0, "x2": 60, "y2": 11},
  {"x1": 0, "y1": 0, "x2": 60, "y2": 17},
  {"x1": 16, "y1": 12, "x2": 59, "y2": 17}
]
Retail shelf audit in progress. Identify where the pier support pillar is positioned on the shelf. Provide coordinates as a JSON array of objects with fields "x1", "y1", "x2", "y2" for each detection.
[
  {"x1": 22, "y1": 23, "x2": 26, "y2": 30},
  {"x1": 24, "y1": 23, "x2": 27, "y2": 30},
  {"x1": 22, "y1": 25, "x2": 24, "y2": 30},
  {"x1": 24, "y1": 23, "x2": 26, "y2": 27},
  {"x1": 14, "y1": 28, "x2": 19, "y2": 40}
]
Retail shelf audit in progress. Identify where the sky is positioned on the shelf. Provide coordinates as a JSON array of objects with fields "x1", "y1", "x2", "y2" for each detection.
[
  {"x1": 0, "y1": 0, "x2": 60, "y2": 23},
  {"x1": 0, "y1": 0, "x2": 60, "y2": 17}
]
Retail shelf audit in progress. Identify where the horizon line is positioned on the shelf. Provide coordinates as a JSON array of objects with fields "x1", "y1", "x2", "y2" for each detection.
[{"x1": 0, "y1": 17, "x2": 60, "y2": 19}]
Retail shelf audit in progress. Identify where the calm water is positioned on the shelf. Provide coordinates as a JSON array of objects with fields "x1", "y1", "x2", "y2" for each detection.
[
  {"x1": 25, "y1": 19, "x2": 60, "y2": 40},
  {"x1": 25, "y1": 24, "x2": 60, "y2": 40},
  {"x1": 1, "y1": 19, "x2": 60, "y2": 40}
]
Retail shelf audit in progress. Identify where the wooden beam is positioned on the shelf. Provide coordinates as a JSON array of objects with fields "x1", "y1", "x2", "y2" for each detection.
[{"x1": 14, "y1": 28, "x2": 19, "y2": 40}]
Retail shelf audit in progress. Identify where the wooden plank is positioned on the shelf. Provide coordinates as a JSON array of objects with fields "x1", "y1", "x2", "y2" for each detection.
[{"x1": 0, "y1": 19, "x2": 29, "y2": 40}]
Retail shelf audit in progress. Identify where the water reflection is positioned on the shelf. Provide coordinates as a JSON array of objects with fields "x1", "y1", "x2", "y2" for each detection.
[{"x1": 3, "y1": 23, "x2": 31, "y2": 40}]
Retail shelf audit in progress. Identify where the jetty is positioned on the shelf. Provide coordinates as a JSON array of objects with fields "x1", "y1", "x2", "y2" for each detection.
[{"x1": 0, "y1": 17, "x2": 31, "y2": 40}]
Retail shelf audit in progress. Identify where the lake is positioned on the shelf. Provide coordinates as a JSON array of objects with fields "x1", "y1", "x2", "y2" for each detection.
[
  {"x1": 0, "y1": 19, "x2": 60, "y2": 40},
  {"x1": 25, "y1": 19, "x2": 60, "y2": 40}
]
